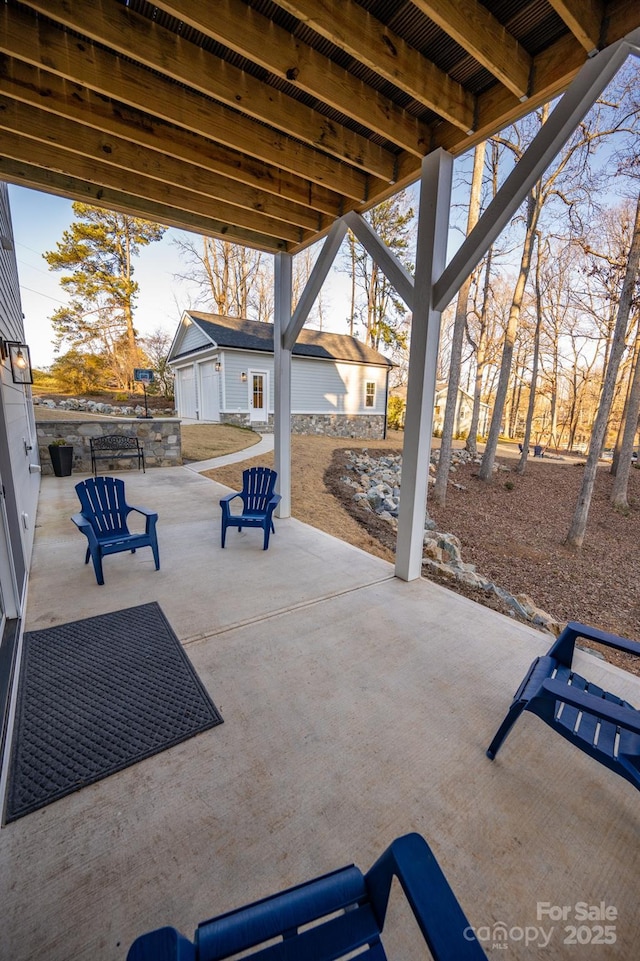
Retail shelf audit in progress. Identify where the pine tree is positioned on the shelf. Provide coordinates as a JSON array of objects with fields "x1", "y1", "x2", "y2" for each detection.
[{"x1": 44, "y1": 203, "x2": 166, "y2": 388}]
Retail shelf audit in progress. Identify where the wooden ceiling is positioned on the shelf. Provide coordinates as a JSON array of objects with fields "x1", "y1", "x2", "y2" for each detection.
[{"x1": 0, "y1": 1, "x2": 638, "y2": 253}]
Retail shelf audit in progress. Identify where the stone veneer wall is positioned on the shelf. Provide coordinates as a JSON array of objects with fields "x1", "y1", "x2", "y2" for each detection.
[
  {"x1": 220, "y1": 412, "x2": 386, "y2": 439},
  {"x1": 37, "y1": 419, "x2": 182, "y2": 476}
]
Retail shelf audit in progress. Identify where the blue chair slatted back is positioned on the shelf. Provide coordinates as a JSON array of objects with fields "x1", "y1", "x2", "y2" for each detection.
[
  {"x1": 242, "y1": 467, "x2": 277, "y2": 515},
  {"x1": 196, "y1": 866, "x2": 377, "y2": 961},
  {"x1": 487, "y1": 621, "x2": 640, "y2": 790},
  {"x1": 75, "y1": 476, "x2": 131, "y2": 537},
  {"x1": 127, "y1": 834, "x2": 488, "y2": 961}
]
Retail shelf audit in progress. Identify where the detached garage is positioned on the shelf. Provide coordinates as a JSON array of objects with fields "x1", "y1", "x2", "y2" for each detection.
[{"x1": 168, "y1": 312, "x2": 393, "y2": 438}]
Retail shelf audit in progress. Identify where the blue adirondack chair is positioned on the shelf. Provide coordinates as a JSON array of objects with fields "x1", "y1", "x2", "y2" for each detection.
[
  {"x1": 127, "y1": 833, "x2": 487, "y2": 961},
  {"x1": 487, "y1": 621, "x2": 640, "y2": 790},
  {"x1": 71, "y1": 476, "x2": 160, "y2": 586},
  {"x1": 220, "y1": 466, "x2": 281, "y2": 550}
]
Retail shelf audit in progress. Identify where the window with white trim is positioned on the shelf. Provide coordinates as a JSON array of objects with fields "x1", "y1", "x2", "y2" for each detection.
[{"x1": 365, "y1": 381, "x2": 376, "y2": 408}]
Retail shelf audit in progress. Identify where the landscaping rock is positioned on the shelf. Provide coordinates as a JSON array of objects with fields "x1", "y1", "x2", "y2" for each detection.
[{"x1": 344, "y1": 446, "x2": 558, "y2": 635}]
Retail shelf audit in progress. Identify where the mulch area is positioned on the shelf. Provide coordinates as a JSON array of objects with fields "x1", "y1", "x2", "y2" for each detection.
[{"x1": 325, "y1": 448, "x2": 640, "y2": 676}]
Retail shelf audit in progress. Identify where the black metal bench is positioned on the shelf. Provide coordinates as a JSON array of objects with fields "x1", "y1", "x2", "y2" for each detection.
[{"x1": 90, "y1": 434, "x2": 146, "y2": 475}]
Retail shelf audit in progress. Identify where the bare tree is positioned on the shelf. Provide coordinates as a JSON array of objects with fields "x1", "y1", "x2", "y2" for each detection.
[
  {"x1": 516, "y1": 231, "x2": 543, "y2": 472},
  {"x1": 479, "y1": 179, "x2": 543, "y2": 480},
  {"x1": 479, "y1": 92, "x2": 622, "y2": 481},
  {"x1": 566, "y1": 187, "x2": 640, "y2": 545},
  {"x1": 609, "y1": 194, "x2": 640, "y2": 507},
  {"x1": 173, "y1": 236, "x2": 268, "y2": 319}
]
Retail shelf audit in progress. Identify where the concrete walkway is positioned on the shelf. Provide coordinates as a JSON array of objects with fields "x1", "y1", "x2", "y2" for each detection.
[
  {"x1": 1, "y1": 465, "x2": 638, "y2": 960},
  {"x1": 184, "y1": 432, "x2": 274, "y2": 472}
]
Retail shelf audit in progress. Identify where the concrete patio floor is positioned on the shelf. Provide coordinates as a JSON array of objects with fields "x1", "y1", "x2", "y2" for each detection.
[{"x1": 1, "y1": 465, "x2": 638, "y2": 959}]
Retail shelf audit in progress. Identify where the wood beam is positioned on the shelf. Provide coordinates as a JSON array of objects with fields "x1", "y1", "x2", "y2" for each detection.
[
  {"x1": 433, "y1": 34, "x2": 634, "y2": 313},
  {"x1": 0, "y1": 95, "x2": 325, "y2": 233},
  {"x1": 0, "y1": 156, "x2": 288, "y2": 252},
  {"x1": 411, "y1": 0, "x2": 531, "y2": 100},
  {"x1": 0, "y1": 129, "x2": 305, "y2": 245},
  {"x1": 431, "y1": 31, "x2": 591, "y2": 159},
  {"x1": 0, "y1": 4, "x2": 372, "y2": 201},
  {"x1": 547, "y1": 0, "x2": 604, "y2": 54},
  {"x1": 272, "y1": 0, "x2": 475, "y2": 133},
  {"x1": 0, "y1": 57, "x2": 344, "y2": 218},
  {"x1": 23, "y1": 0, "x2": 397, "y2": 182},
  {"x1": 153, "y1": 0, "x2": 430, "y2": 157}
]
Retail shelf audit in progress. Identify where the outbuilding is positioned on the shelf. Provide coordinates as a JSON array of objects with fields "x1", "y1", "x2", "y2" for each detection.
[{"x1": 168, "y1": 311, "x2": 393, "y2": 439}]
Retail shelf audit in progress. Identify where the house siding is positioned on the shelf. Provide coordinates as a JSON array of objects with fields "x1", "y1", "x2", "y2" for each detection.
[
  {"x1": 0, "y1": 182, "x2": 40, "y2": 765},
  {"x1": 292, "y1": 357, "x2": 387, "y2": 415},
  {"x1": 0, "y1": 183, "x2": 39, "y2": 607},
  {"x1": 180, "y1": 321, "x2": 211, "y2": 354}
]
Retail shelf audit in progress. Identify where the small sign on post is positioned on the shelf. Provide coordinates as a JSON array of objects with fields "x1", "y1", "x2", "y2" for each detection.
[{"x1": 134, "y1": 368, "x2": 155, "y2": 419}]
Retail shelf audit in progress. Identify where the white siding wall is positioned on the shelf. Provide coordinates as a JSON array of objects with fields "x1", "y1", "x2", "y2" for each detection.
[
  {"x1": 217, "y1": 349, "x2": 387, "y2": 416},
  {"x1": 222, "y1": 350, "x2": 267, "y2": 413},
  {"x1": 0, "y1": 182, "x2": 39, "y2": 613},
  {"x1": 291, "y1": 357, "x2": 387, "y2": 415},
  {"x1": 180, "y1": 322, "x2": 211, "y2": 354}
]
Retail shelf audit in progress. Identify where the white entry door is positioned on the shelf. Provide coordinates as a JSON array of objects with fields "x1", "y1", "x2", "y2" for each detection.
[
  {"x1": 199, "y1": 361, "x2": 220, "y2": 421},
  {"x1": 249, "y1": 371, "x2": 267, "y2": 423}
]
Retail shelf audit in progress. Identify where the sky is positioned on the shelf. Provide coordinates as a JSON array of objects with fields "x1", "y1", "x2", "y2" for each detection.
[{"x1": 7, "y1": 184, "x2": 358, "y2": 370}]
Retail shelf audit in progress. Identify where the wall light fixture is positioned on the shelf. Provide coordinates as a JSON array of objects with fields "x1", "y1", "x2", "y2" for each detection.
[{"x1": 1, "y1": 340, "x2": 33, "y2": 384}]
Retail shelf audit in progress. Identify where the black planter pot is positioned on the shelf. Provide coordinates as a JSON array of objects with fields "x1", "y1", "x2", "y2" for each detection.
[{"x1": 48, "y1": 444, "x2": 73, "y2": 477}]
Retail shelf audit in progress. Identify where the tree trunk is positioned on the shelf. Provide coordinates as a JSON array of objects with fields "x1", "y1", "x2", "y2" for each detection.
[
  {"x1": 433, "y1": 142, "x2": 486, "y2": 505},
  {"x1": 466, "y1": 246, "x2": 493, "y2": 454},
  {"x1": 611, "y1": 336, "x2": 639, "y2": 474},
  {"x1": 516, "y1": 232, "x2": 542, "y2": 474},
  {"x1": 479, "y1": 189, "x2": 540, "y2": 481},
  {"x1": 566, "y1": 188, "x2": 640, "y2": 545}
]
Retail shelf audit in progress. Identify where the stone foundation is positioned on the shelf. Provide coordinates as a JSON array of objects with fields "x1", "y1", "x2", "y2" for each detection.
[
  {"x1": 292, "y1": 414, "x2": 386, "y2": 439},
  {"x1": 37, "y1": 419, "x2": 182, "y2": 475},
  {"x1": 220, "y1": 412, "x2": 386, "y2": 439}
]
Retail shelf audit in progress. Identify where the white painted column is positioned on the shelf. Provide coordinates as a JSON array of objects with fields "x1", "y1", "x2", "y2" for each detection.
[
  {"x1": 274, "y1": 252, "x2": 293, "y2": 517},
  {"x1": 395, "y1": 149, "x2": 453, "y2": 581}
]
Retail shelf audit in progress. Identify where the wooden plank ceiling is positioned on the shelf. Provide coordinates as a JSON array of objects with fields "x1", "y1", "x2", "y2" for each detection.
[{"x1": 0, "y1": 0, "x2": 638, "y2": 253}]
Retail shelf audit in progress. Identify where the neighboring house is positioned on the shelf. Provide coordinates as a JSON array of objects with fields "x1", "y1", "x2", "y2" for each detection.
[
  {"x1": 0, "y1": 182, "x2": 40, "y2": 758},
  {"x1": 390, "y1": 383, "x2": 490, "y2": 437},
  {"x1": 168, "y1": 312, "x2": 393, "y2": 439},
  {"x1": 433, "y1": 383, "x2": 490, "y2": 438}
]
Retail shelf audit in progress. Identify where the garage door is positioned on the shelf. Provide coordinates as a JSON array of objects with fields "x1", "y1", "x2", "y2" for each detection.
[{"x1": 177, "y1": 366, "x2": 197, "y2": 419}]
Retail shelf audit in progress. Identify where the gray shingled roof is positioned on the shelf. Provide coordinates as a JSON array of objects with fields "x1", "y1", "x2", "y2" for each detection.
[{"x1": 181, "y1": 312, "x2": 393, "y2": 367}]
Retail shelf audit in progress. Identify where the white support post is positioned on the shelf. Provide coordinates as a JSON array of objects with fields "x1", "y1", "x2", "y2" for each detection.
[
  {"x1": 395, "y1": 149, "x2": 453, "y2": 581},
  {"x1": 274, "y1": 252, "x2": 293, "y2": 518}
]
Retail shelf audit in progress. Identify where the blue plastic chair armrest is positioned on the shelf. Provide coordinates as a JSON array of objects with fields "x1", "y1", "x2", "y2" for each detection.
[
  {"x1": 71, "y1": 512, "x2": 91, "y2": 531},
  {"x1": 220, "y1": 492, "x2": 242, "y2": 507},
  {"x1": 365, "y1": 833, "x2": 486, "y2": 960},
  {"x1": 71, "y1": 513, "x2": 99, "y2": 548},
  {"x1": 541, "y1": 679, "x2": 640, "y2": 734},
  {"x1": 127, "y1": 925, "x2": 196, "y2": 961},
  {"x1": 563, "y1": 621, "x2": 640, "y2": 659},
  {"x1": 131, "y1": 505, "x2": 158, "y2": 520}
]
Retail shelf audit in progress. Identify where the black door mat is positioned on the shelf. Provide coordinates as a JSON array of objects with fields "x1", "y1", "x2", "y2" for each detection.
[{"x1": 5, "y1": 602, "x2": 223, "y2": 823}]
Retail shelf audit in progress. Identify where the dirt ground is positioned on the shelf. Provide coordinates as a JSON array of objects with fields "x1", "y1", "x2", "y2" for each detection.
[
  {"x1": 205, "y1": 433, "x2": 403, "y2": 563},
  {"x1": 206, "y1": 434, "x2": 640, "y2": 675}
]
